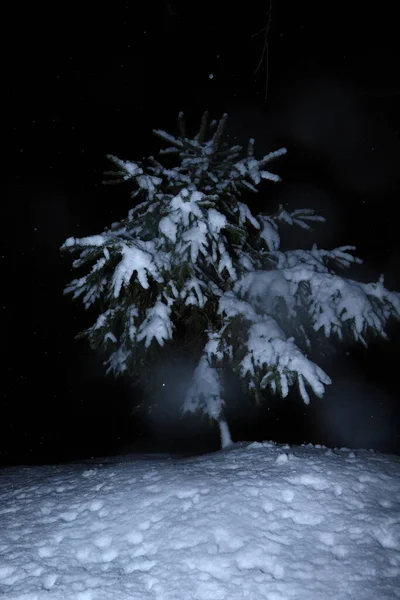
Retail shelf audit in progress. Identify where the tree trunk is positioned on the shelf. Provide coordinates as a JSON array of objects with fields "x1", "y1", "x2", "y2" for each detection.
[{"x1": 218, "y1": 418, "x2": 233, "y2": 449}]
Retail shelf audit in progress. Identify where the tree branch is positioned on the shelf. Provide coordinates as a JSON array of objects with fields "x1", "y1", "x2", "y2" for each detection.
[{"x1": 253, "y1": 0, "x2": 273, "y2": 99}]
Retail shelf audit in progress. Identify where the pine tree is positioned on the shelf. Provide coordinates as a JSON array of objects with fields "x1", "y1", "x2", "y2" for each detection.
[{"x1": 61, "y1": 112, "x2": 400, "y2": 448}]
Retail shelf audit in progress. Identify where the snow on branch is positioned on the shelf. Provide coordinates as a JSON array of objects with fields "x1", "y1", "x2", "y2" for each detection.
[
  {"x1": 137, "y1": 299, "x2": 174, "y2": 348},
  {"x1": 112, "y1": 241, "x2": 165, "y2": 295},
  {"x1": 217, "y1": 291, "x2": 331, "y2": 403},
  {"x1": 245, "y1": 322, "x2": 331, "y2": 404},
  {"x1": 275, "y1": 206, "x2": 325, "y2": 229},
  {"x1": 256, "y1": 208, "x2": 325, "y2": 252},
  {"x1": 183, "y1": 332, "x2": 225, "y2": 419},
  {"x1": 235, "y1": 248, "x2": 400, "y2": 346}
]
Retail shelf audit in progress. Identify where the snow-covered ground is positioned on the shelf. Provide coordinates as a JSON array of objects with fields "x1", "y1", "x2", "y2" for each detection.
[{"x1": 0, "y1": 442, "x2": 399, "y2": 600}]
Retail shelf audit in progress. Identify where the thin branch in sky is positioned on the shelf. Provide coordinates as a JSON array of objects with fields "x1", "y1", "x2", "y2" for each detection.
[{"x1": 252, "y1": 0, "x2": 273, "y2": 99}]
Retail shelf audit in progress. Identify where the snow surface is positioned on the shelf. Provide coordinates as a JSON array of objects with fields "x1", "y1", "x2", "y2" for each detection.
[{"x1": 1, "y1": 443, "x2": 399, "y2": 599}]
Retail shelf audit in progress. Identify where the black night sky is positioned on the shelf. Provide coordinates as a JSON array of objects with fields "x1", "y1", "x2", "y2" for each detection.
[{"x1": 4, "y1": 1, "x2": 400, "y2": 464}]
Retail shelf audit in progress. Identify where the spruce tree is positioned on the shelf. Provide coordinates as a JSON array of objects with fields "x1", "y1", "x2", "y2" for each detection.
[{"x1": 61, "y1": 112, "x2": 400, "y2": 448}]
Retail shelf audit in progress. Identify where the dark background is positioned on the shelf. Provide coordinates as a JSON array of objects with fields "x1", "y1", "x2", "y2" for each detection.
[{"x1": 4, "y1": 1, "x2": 400, "y2": 464}]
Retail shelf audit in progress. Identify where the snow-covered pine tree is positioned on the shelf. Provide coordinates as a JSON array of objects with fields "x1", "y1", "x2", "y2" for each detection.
[{"x1": 61, "y1": 112, "x2": 400, "y2": 449}]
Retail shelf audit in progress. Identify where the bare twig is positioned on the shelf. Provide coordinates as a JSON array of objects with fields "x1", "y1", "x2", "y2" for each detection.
[{"x1": 253, "y1": 0, "x2": 273, "y2": 99}]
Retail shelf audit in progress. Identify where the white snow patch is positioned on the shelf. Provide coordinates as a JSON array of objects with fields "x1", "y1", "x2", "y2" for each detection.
[{"x1": 0, "y1": 443, "x2": 399, "y2": 599}]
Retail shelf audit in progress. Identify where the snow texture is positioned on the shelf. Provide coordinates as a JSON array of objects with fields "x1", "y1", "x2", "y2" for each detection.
[
  {"x1": 113, "y1": 242, "x2": 164, "y2": 294},
  {"x1": 218, "y1": 292, "x2": 331, "y2": 403},
  {"x1": 137, "y1": 300, "x2": 173, "y2": 348},
  {"x1": 1, "y1": 443, "x2": 399, "y2": 599}
]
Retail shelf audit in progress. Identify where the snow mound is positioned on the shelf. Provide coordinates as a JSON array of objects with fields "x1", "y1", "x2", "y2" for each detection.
[{"x1": 0, "y1": 443, "x2": 399, "y2": 599}]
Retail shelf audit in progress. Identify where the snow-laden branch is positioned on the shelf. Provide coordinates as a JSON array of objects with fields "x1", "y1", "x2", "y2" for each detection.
[{"x1": 218, "y1": 292, "x2": 331, "y2": 404}]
